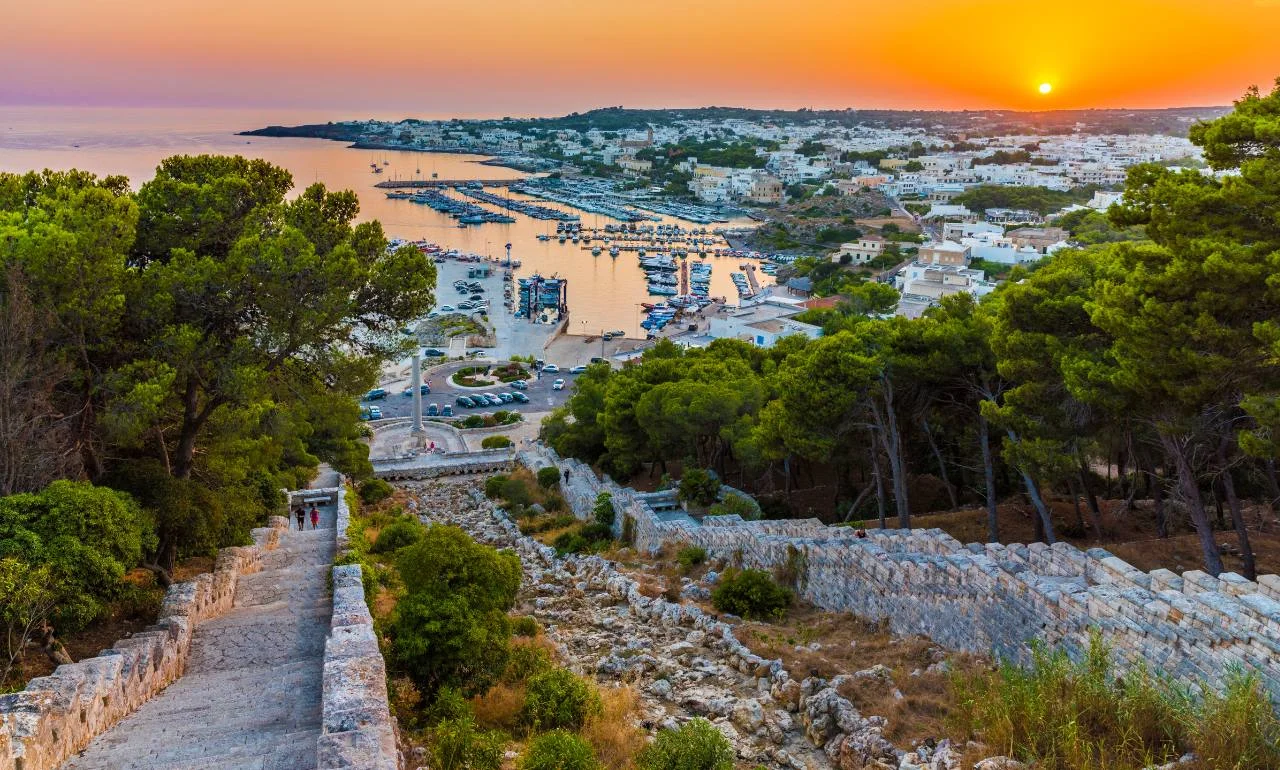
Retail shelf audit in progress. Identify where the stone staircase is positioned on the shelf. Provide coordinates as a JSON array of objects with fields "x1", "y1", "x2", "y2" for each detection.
[{"x1": 60, "y1": 506, "x2": 336, "y2": 770}]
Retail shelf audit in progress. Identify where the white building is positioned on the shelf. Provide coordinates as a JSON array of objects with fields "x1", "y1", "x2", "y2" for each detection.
[
  {"x1": 832, "y1": 235, "x2": 887, "y2": 265},
  {"x1": 705, "y1": 298, "x2": 823, "y2": 347}
]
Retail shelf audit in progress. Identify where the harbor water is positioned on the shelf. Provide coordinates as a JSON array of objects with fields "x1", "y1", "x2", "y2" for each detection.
[{"x1": 0, "y1": 106, "x2": 768, "y2": 337}]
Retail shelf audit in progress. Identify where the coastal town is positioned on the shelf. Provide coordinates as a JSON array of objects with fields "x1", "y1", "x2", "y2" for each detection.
[{"x1": 249, "y1": 105, "x2": 1228, "y2": 361}]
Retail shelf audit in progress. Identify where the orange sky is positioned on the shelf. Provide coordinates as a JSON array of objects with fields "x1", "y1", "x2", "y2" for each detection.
[{"x1": 3, "y1": 0, "x2": 1279, "y2": 114}]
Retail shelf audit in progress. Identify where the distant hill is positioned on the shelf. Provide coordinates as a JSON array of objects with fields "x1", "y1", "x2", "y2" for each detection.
[{"x1": 242, "y1": 105, "x2": 1232, "y2": 140}]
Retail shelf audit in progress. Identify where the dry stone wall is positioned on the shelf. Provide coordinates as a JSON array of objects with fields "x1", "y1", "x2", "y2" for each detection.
[
  {"x1": 317, "y1": 484, "x2": 400, "y2": 770},
  {"x1": 0, "y1": 517, "x2": 288, "y2": 770},
  {"x1": 517, "y1": 444, "x2": 1280, "y2": 700}
]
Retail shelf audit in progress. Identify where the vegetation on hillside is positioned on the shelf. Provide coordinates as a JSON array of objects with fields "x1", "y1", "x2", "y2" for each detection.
[{"x1": 542, "y1": 84, "x2": 1280, "y2": 581}]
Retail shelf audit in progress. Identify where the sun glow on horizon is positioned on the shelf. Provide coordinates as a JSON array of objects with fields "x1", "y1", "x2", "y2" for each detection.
[{"x1": 1039, "y1": 83, "x2": 1053, "y2": 95}]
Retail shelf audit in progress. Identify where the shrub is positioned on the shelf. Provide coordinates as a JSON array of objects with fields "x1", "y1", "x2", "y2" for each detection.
[
  {"x1": 391, "y1": 526, "x2": 522, "y2": 696},
  {"x1": 424, "y1": 686, "x2": 472, "y2": 725},
  {"x1": 520, "y1": 730, "x2": 600, "y2": 770},
  {"x1": 500, "y1": 478, "x2": 534, "y2": 507},
  {"x1": 370, "y1": 518, "x2": 425, "y2": 554},
  {"x1": 461, "y1": 415, "x2": 485, "y2": 429},
  {"x1": 710, "y1": 568, "x2": 791, "y2": 620},
  {"x1": 522, "y1": 668, "x2": 602, "y2": 731},
  {"x1": 552, "y1": 531, "x2": 589, "y2": 556},
  {"x1": 1191, "y1": 670, "x2": 1280, "y2": 769},
  {"x1": 543, "y1": 492, "x2": 567, "y2": 512},
  {"x1": 358, "y1": 478, "x2": 394, "y2": 505},
  {"x1": 635, "y1": 718, "x2": 734, "y2": 770},
  {"x1": 503, "y1": 640, "x2": 554, "y2": 683},
  {"x1": 511, "y1": 615, "x2": 540, "y2": 637},
  {"x1": 677, "y1": 468, "x2": 721, "y2": 507},
  {"x1": 537, "y1": 466, "x2": 562, "y2": 489},
  {"x1": 428, "y1": 715, "x2": 505, "y2": 770},
  {"x1": 676, "y1": 546, "x2": 708, "y2": 572},
  {"x1": 481, "y1": 435, "x2": 513, "y2": 449},
  {"x1": 706, "y1": 492, "x2": 759, "y2": 520},
  {"x1": 592, "y1": 492, "x2": 615, "y2": 527},
  {"x1": 484, "y1": 474, "x2": 510, "y2": 499}
]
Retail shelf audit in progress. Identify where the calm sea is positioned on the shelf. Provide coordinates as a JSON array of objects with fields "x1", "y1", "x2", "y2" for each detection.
[{"x1": 0, "y1": 106, "x2": 765, "y2": 335}]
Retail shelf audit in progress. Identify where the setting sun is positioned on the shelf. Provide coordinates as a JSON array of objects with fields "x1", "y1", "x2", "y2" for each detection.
[{"x1": 1039, "y1": 83, "x2": 1053, "y2": 94}]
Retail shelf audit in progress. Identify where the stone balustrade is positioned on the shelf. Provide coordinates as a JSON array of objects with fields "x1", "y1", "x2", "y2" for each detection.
[
  {"x1": 317, "y1": 483, "x2": 399, "y2": 770},
  {"x1": 0, "y1": 517, "x2": 288, "y2": 770},
  {"x1": 517, "y1": 443, "x2": 1280, "y2": 700}
]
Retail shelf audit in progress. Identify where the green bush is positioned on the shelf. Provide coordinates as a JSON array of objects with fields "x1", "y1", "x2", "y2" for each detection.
[
  {"x1": 706, "y1": 492, "x2": 759, "y2": 520},
  {"x1": 521, "y1": 668, "x2": 602, "y2": 731},
  {"x1": 428, "y1": 715, "x2": 505, "y2": 770},
  {"x1": 359, "y1": 478, "x2": 394, "y2": 505},
  {"x1": 592, "y1": 492, "x2": 615, "y2": 527},
  {"x1": 461, "y1": 415, "x2": 485, "y2": 429},
  {"x1": 678, "y1": 469, "x2": 721, "y2": 508},
  {"x1": 503, "y1": 641, "x2": 554, "y2": 684},
  {"x1": 370, "y1": 518, "x2": 425, "y2": 554},
  {"x1": 424, "y1": 686, "x2": 472, "y2": 726},
  {"x1": 520, "y1": 730, "x2": 599, "y2": 770},
  {"x1": 635, "y1": 718, "x2": 734, "y2": 770},
  {"x1": 676, "y1": 546, "x2": 707, "y2": 572},
  {"x1": 500, "y1": 477, "x2": 534, "y2": 507},
  {"x1": 537, "y1": 466, "x2": 562, "y2": 489},
  {"x1": 391, "y1": 526, "x2": 522, "y2": 696},
  {"x1": 481, "y1": 435, "x2": 513, "y2": 449},
  {"x1": 552, "y1": 531, "x2": 589, "y2": 556},
  {"x1": 543, "y1": 492, "x2": 567, "y2": 512},
  {"x1": 579, "y1": 522, "x2": 613, "y2": 543},
  {"x1": 484, "y1": 474, "x2": 510, "y2": 499},
  {"x1": 512, "y1": 615, "x2": 541, "y2": 637},
  {"x1": 710, "y1": 568, "x2": 791, "y2": 620}
]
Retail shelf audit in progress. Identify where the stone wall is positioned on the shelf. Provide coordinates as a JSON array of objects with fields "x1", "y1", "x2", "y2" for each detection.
[
  {"x1": 0, "y1": 517, "x2": 288, "y2": 770},
  {"x1": 372, "y1": 449, "x2": 515, "y2": 481},
  {"x1": 316, "y1": 484, "x2": 400, "y2": 770},
  {"x1": 517, "y1": 444, "x2": 1280, "y2": 700}
]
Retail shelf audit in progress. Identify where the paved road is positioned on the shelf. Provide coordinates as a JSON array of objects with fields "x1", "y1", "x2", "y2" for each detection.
[{"x1": 63, "y1": 496, "x2": 336, "y2": 770}]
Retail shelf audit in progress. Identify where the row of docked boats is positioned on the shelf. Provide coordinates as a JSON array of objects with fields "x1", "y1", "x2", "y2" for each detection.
[
  {"x1": 390, "y1": 189, "x2": 516, "y2": 226},
  {"x1": 457, "y1": 187, "x2": 580, "y2": 222}
]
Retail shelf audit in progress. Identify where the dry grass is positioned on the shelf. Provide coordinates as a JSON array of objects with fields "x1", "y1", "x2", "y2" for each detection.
[
  {"x1": 582, "y1": 685, "x2": 647, "y2": 769},
  {"x1": 470, "y1": 682, "x2": 526, "y2": 733}
]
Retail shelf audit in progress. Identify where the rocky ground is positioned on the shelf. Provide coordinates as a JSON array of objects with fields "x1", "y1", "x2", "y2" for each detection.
[{"x1": 398, "y1": 477, "x2": 972, "y2": 770}]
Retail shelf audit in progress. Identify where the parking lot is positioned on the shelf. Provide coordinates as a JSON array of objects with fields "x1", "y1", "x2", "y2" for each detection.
[{"x1": 362, "y1": 360, "x2": 575, "y2": 420}]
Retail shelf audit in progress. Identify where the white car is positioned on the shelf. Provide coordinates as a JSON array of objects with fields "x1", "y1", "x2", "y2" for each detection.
[
  {"x1": 542, "y1": 364, "x2": 560, "y2": 374},
  {"x1": 552, "y1": 378, "x2": 566, "y2": 391},
  {"x1": 438, "y1": 305, "x2": 456, "y2": 313},
  {"x1": 569, "y1": 365, "x2": 588, "y2": 374}
]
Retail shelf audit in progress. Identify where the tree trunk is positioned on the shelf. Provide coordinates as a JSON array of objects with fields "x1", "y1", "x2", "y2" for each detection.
[
  {"x1": 1068, "y1": 477, "x2": 1087, "y2": 534},
  {"x1": 1006, "y1": 429, "x2": 1056, "y2": 544},
  {"x1": 39, "y1": 622, "x2": 73, "y2": 667},
  {"x1": 1150, "y1": 466, "x2": 1168, "y2": 539},
  {"x1": 1077, "y1": 461, "x2": 1103, "y2": 540},
  {"x1": 1163, "y1": 434, "x2": 1224, "y2": 576},
  {"x1": 921, "y1": 416, "x2": 958, "y2": 509},
  {"x1": 1213, "y1": 482, "x2": 1226, "y2": 529},
  {"x1": 1217, "y1": 442, "x2": 1257, "y2": 580},
  {"x1": 978, "y1": 414, "x2": 999, "y2": 543},
  {"x1": 870, "y1": 445, "x2": 888, "y2": 529},
  {"x1": 870, "y1": 383, "x2": 910, "y2": 528},
  {"x1": 1264, "y1": 459, "x2": 1280, "y2": 511}
]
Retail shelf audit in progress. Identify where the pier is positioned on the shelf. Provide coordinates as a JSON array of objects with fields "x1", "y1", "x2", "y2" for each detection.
[{"x1": 374, "y1": 179, "x2": 521, "y2": 189}]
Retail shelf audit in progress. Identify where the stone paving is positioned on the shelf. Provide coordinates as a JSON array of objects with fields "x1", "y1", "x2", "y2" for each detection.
[{"x1": 61, "y1": 483, "x2": 337, "y2": 770}]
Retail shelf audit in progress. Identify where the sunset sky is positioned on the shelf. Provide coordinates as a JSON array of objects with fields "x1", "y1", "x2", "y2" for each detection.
[{"x1": 4, "y1": 0, "x2": 1279, "y2": 115}]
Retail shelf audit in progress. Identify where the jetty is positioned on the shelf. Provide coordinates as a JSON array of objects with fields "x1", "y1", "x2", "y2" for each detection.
[{"x1": 374, "y1": 179, "x2": 521, "y2": 189}]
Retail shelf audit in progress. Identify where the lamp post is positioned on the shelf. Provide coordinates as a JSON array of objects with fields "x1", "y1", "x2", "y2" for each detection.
[{"x1": 410, "y1": 352, "x2": 424, "y2": 441}]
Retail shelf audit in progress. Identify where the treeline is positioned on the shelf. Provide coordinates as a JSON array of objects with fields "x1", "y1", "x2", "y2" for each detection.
[
  {"x1": 952, "y1": 184, "x2": 1106, "y2": 215},
  {"x1": 543, "y1": 83, "x2": 1280, "y2": 579},
  {"x1": 0, "y1": 156, "x2": 434, "y2": 677}
]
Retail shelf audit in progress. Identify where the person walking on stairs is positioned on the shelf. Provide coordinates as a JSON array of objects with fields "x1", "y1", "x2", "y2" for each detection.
[
  {"x1": 309, "y1": 505, "x2": 320, "y2": 530},
  {"x1": 295, "y1": 506, "x2": 305, "y2": 531}
]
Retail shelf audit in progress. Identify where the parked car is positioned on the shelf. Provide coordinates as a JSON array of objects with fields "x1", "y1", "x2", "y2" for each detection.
[
  {"x1": 364, "y1": 388, "x2": 388, "y2": 401},
  {"x1": 569, "y1": 365, "x2": 588, "y2": 374},
  {"x1": 510, "y1": 380, "x2": 528, "y2": 390},
  {"x1": 426, "y1": 403, "x2": 439, "y2": 417},
  {"x1": 534, "y1": 358, "x2": 545, "y2": 369},
  {"x1": 360, "y1": 405, "x2": 382, "y2": 420},
  {"x1": 423, "y1": 348, "x2": 447, "y2": 357},
  {"x1": 497, "y1": 393, "x2": 515, "y2": 403},
  {"x1": 438, "y1": 305, "x2": 456, "y2": 313},
  {"x1": 401, "y1": 383, "x2": 431, "y2": 397},
  {"x1": 589, "y1": 357, "x2": 605, "y2": 365},
  {"x1": 441, "y1": 405, "x2": 454, "y2": 417},
  {"x1": 456, "y1": 396, "x2": 475, "y2": 408},
  {"x1": 552, "y1": 378, "x2": 566, "y2": 391},
  {"x1": 511, "y1": 392, "x2": 530, "y2": 404},
  {"x1": 607, "y1": 330, "x2": 625, "y2": 337},
  {"x1": 542, "y1": 364, "x2": 560, "y2": 374},
  {"x1": 484, "y1": 394, "x2": 503, "y2": 406}
]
